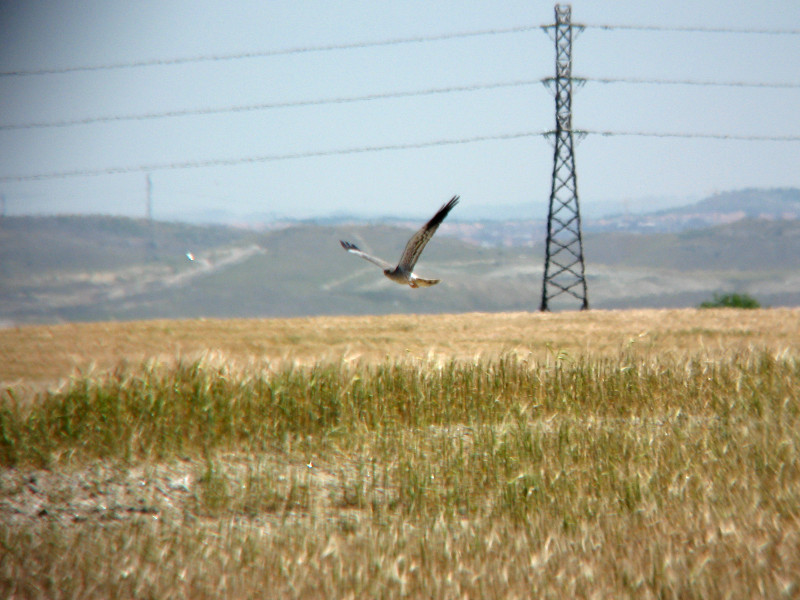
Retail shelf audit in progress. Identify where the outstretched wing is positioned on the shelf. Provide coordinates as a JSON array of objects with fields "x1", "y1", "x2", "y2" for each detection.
[
  {"x1": 340, "y1": 240, "x2": 394, "y2": 270},
  {"x1": 397, "y1": 195, "x2": 459, "y2": 271}
]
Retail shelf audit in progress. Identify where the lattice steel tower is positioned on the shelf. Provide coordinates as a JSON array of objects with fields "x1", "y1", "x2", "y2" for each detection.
[{"x1": 540, "y1": 4, "x2": 589, "y2": 311}]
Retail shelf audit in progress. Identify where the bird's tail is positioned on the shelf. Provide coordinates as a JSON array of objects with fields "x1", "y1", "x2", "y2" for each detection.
[{"x1": 411, "y1": 276, "x2": 440, "y2": 288}]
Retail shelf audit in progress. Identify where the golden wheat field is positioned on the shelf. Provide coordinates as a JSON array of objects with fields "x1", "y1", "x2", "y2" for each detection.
[
  {"x1": 3, "y1": 308, "x2": 799, "y2": 385},
  {"x1": 1, "y1": 308, "x2": 800, "y2": 599}
]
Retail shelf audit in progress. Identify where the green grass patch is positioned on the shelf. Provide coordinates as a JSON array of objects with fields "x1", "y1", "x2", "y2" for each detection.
[{"x1": 2, "y1": 351, "x2": 798, "y2": 468}]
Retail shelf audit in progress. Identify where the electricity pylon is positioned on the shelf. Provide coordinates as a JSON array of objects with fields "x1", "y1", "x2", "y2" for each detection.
[{"x1": 540, "y1": 3, "x2": 589, "y2": 311}]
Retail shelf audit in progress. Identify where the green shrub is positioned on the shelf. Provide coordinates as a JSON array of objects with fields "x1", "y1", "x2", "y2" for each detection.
[{"x1": 699, "y1": 292, "x2": 760, "y2": 309}]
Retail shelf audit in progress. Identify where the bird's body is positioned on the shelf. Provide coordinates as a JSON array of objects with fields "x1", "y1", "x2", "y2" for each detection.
[{"x1": 340, "y1": 195, "x2": 459, "y2": 288}]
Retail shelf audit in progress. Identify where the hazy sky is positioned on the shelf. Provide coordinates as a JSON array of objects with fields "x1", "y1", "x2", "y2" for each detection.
[{"x1": 1, "y1": 1, "x2": 799, "y2": 221}]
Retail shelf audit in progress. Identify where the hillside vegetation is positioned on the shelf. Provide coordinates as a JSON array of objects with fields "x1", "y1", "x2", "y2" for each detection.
[
  {"x1": 1, "y1": 309, "x2": 799, "y2": 598},
  {"x1": 587, "y1": 218, "x2": 800, "y2": 271},
  {"x1": 2, "y1": 214, "x2": 800, "y2": 324},
  {"x1": 0, "y1": 215, "x2": 253, "y2": 278}
]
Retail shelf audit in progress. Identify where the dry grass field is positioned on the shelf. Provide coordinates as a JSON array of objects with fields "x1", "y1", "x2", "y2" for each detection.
[
  {"x1": 3, "y1": 308, "x2": 799, "y2": 385},
  {"x1": 1, "y1": 308, "x2": 800, "y2": 598}
]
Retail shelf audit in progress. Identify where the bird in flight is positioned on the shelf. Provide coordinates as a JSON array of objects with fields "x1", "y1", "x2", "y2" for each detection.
[{"x1": 340, "y1": 195, "x2": 459, "y2": 288}]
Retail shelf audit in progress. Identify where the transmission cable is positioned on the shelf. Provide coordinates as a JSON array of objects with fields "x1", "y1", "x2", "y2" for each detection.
[
  {"x1": 0, "y1": 131, "x2": 547, "y2": 182},
  {"x1": 577, "y1": 129, "x2": 800, "y2": 141},
  {"x1": 579, "y1": 76, "x2": 800, "y2": 89},
  {"x1": 4, "y1": 128, "x2": 798, "y2": 183},
  {"x1": 0, "y1": 24, "x2": 540, "y2": 78},
  {"x1": 0, "y1": 79, "x2": 542, "y2": 131},
  {"x1": 582, "y1": 24, "x2": 800, "y2": 35}
]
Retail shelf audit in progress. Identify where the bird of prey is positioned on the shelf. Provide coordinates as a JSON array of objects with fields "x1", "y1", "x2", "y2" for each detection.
[{"x1": 340, "y1": 195, "x2": 459, "y2": 288}]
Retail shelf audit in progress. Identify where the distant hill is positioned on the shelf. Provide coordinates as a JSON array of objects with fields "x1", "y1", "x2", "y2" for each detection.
[
  {"x1": 236, "y1": 187, "x2": 800, "y2": 243},
  {"x1": 586, "y1": 218, "x2": 800, "y2": 271},
  {"x1": 0, "y1": 215, "x2": 254, "y2": 280},
  {"x1": 2, "y1": 209, "x2": 799, "y2": 324},
  {"x1": 662, "y1": 188, "x2": 800, "y2": 219},
  {"x1": 155, "y1": 187, "x2": 798, "y2": 237},
  {"x1": 589, "y1": 188, "x2": 800, "y2": 233}
]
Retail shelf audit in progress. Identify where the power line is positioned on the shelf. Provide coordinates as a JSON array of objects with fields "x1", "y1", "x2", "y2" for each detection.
[
  {"x1": 0, "y1": 131, "x2": 548, "y2": 182},
  {"x1": 4, "y1": 20, "x2": 797, "y2": 79},
  {"x1": 0, "y1": 79, "x2": 542, "y2": 131},
  {"x1": 577, "y1": 129, "x2": 800, "y2": 141},
  {"x1": 583, "y1": 23, "x2": 800, "y2": 35},
  {"x1": 6, "y1": 73, "x2": 798, "y2": 131},
  {"x1": 3, "y1": 128, "x2": 798, "y2": 183},
  {"x1": 0, "y1": 24, "x2": 540, "y2": 78},
  {"x1": 579, "y1": 76, "x2": 800, "y2": 89}
]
